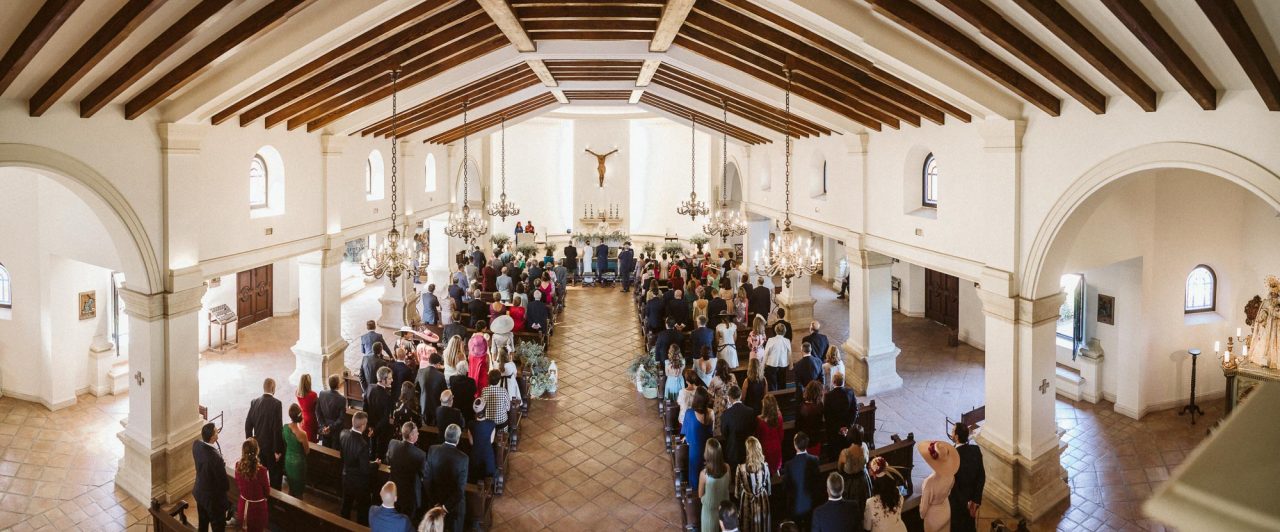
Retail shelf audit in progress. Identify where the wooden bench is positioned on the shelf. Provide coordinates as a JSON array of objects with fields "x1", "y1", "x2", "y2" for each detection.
[
  {"x1": 149, "y1": 500, "x2": 193, "y2": 531},
  {"x1": 223, "y1": 465, "x2": 369, "y2": 531}
]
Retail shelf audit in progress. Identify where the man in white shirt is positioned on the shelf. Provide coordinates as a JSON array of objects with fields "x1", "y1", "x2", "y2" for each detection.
[{"x1": 763, "y1": 322, "x2": 791, "y2": 391}]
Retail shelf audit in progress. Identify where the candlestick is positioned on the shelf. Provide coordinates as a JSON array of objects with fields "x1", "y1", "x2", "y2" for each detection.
[
  {"x1": 1237, "y1": 327, "x2": 1242, "y2": 337},
  {"x1": 1214, "y1": 340, "x2": 1221, "y2": 353}
]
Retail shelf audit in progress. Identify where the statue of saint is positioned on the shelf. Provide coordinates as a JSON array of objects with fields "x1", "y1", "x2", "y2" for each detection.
[{"x1": 1247, "y1": 275, "x2": 1280, "y2": 369}]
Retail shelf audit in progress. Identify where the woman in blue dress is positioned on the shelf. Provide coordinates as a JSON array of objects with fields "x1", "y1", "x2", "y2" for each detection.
[
  {"x1": 681, "y1": 387, "x2": 713, "y2": 489},
  {"x1": 663, "y1": 352, "x2": 686, "y2": 400}
]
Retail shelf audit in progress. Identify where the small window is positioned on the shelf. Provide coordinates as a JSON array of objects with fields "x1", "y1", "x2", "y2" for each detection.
[
  {"x1": 425, "y1": 153, "x2": 437, "y2": 192},
  {"x1": 0, "y1": 262, "x2": 10, "y2": 309},
  {"x1": 1057, "y1": 273, "x2": 1084, "y2": 358},
  {"x1": 249, "y1": 154, "x2": 268, "y2": 208},
  {"x1": 922, "y1": 153, "x2": 938, "y2": 207},
  {"x1": 1185, "y1": 265, "x2": 1216, "y2": 313},
  {"x1": 365, "y1": 159, "x2": 373, "y2": 195},
  {"x1": 822, "y1": 161, "x2": 828, "y2": 194}
]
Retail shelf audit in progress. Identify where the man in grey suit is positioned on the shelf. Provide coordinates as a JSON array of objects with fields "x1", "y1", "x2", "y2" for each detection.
[
  {"x1": 245, "y1": 378, "x2": 285, "y2": 489},
  {"x1": 316, "y1": 375, "x2": 347, "y2": 449},
  {"x1": 427, "y1": 424, "x2": 470, "y2": 532},
  {"x1": 417, "y1": 353, "x2": 447, "y2": 426},
  {"x1": 388, "y1": 422, "x2": 429, "y2": 521},
  {"x1": 360, "y1": 320, "x2": 387, "y2": 355},
  {"x1": 418, "y1": 284, "x2": 440, "y2": 325}
]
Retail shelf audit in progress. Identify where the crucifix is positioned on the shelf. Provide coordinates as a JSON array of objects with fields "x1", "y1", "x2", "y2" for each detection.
[{"x1": 584, "y1": 148, "x2": 618, "y2": 187}]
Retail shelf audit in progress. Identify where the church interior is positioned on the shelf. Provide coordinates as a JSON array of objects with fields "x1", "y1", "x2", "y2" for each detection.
[{"x1": 1, "y1": 0, "x2": 1279, "y2": 530}]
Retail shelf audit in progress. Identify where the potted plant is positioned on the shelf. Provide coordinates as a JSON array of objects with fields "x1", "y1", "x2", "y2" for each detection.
[
  {"x1": 661, "y1": 241, "x2": 685, "y2": 257},
  {"x1": 489, "y1": 234, "x2": 510, "y2": 253},
  {"x1": 689, "y1": 233, "x2": 710, "y2": 253},
  {"x1": 515, "y1": 243, "x2": 538, "y2": 260},
  {"x1": 517, "y1": 342, "x2": 557, "y2": 398},
  {"x1": 627, "y1": 349, "x2": 660, "y2": 399},
  {"x1": 642, "y1": 242, "x2": 657, "y2": 256}
]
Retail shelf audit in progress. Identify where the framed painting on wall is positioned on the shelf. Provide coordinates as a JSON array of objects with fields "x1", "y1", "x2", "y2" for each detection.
[
  {"x1": 1097, "y1": 293, "x2": 1115, "y2": 325},
  {"x1": 79, "y1": 290, "x2": 96, "y2": 320}
]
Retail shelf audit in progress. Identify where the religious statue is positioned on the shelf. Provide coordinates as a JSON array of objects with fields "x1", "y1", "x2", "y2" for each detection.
[
  {"x1": 1246, "y1": 275, "x2": 1280, "y2": 369},
  {"x1": 584, "y1": 148, "x2": 618, "y2": 187}
]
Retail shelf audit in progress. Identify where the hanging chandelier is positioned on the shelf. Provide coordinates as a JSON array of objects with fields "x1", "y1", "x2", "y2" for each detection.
[
  {"x1": 703, "y1": 99, "x2": 748, "y2": 242},
  {"x1": 361, "y1": 70, "x2": 427, "y2": 287},
  {"x1": 485, "y1": 115, "x2": 520, "y2": 221},
  {"x1": 753, "y1": 69, "x2": 820, "y2": 287},
  {"x1": 676, "y1": 114, "x2": 709, "y2": 220},
  {"x1": 445, "y1": 100, "x2": 489, "y2": 244}
]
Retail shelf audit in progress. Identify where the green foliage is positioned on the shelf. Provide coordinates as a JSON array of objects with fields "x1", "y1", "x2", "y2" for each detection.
[
  {"x1": 661, "y1": 241, "x2": 685, "y2": 256},
  {"x1": 642, "y1": 242, "x2": 657, "y2": 255},
  {"x1": 627, "y1": 349, "x2": 660, "y2": 390},
  {"x1": 489, "y1": 234, "x2": 510, "y2": 250},
  {"x1": 515, "y1": 243, "x2": 539, "y2": 258},
  {"x1": 688, "y1": 233, "x2": 710, "y2": 246},
  {"x1": 516, "y1": 342, "x2": 555, "y2": 397}
]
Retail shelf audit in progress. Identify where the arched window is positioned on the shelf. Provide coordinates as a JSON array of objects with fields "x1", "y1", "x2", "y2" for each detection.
[
  {"x1": 364, "y1": 159, "x2": 373, "y2": 195},
  {"x1": 922, "y1": 153, "x2": 938, "y2": 207},
  {"x1": 249, "y1": 154, "x2": 268, "y2": 208},
  {"x1": 425, "y1": 153, "x2": 438, "y2": 192},
  {"x1": 0, "y1": 263, "x2": 10, "y2": 309},
  {"x1": 366, "y1": 150, "x2": 385, "y2": 201},
  {"x1": 1185, "y1": 265, "x2": 1216, "y2": 313}
]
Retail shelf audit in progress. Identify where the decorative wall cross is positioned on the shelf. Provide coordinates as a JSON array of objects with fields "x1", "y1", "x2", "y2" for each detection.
[
  {"x1": 1039, "y1": 378, "x2": 1050, "y2": 394},
  {"x1": 584, "y1": 148, "x2": 618, "y2": 187}
]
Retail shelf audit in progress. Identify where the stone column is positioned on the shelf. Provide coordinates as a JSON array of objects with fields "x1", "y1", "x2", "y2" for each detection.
[
  {"x1": 777, "y1": 272, "x2": 815, "y2": 339},
  {"x1": 292, "y1": 244, "x2": 350, "y2": 386},
  {"x1": 842, "y1": 246, "x2": 901, "y2": 395},
  {"x1": 115, "y1": 268, "x2": 206, "y2": 504},
  {"x1": 377, "y1": 272, "x2": 409, "y2": 330},
  {"x1": 976, "y1": 285, "x2": 1070, "y2": 520}
]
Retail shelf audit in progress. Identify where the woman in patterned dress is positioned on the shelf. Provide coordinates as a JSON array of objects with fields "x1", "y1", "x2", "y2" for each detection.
[{"x1": 735, "y1": 436, "x2": 771, "y2": 532}]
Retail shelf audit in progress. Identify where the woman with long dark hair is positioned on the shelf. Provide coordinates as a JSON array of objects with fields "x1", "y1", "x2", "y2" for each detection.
[
  {"x1": 281, "y1": 403, "x2": 310, "y2": 497},
  {"x1": 699, "y1": 438, "x2": 731, "y2": 532},
  {"x1": 863, "y1": 457, "x2": 907, "y2": 532},
  {"x1": 235, "y1": 439, "x2": 269, "y2": 532}
]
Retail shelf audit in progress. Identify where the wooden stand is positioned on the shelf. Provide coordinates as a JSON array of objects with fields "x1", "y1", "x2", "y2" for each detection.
[{"x1": 1179, "y1": 349, "x2": 1205, "y2": 424}]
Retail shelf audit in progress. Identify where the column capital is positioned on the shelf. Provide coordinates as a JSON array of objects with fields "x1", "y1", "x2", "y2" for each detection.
[
  {"x1": 848, "y1": 248, "x2": 893, "y2": 269},
  {"x1": 977, "y1": 290, "x2": 1064, "y2": 325},
  {"x1": 844, "y1": 132, "x2": 869, "y2": 155},
  {"x1": 157, "y1": 123, "x2": 207, "y2": 153},
  {"x1": 119, "y1": 285, "x2": 207, "y2": 322}
]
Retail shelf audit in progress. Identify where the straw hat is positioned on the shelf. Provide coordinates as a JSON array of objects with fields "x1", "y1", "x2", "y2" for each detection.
[
  {"x1": 491, "y1": 315, "x2": 515, "y2": 334},
  {"x1": 916, "y1": 440, "x2": 960, "y2": 476}
]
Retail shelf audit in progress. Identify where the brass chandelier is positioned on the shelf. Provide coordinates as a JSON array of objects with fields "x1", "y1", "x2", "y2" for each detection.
[
  {"x1": 703, "y1": 100, "x2": 747, "y2": 242},
  {"x1": 753, "y1": 69, "x2": 820, "y2": 287},
  {"x1": 676, "y1": 114, "x2": 709, "y2": 220},
  {"x1": 445, "y1": 100, "x2": 488, "y2": 244},
  {"x1": 485, "y1": 115, "x2": 520, "y2": 221},
  {"x1": 361, "y1": 70, "x2": 426, "y2": 287}
]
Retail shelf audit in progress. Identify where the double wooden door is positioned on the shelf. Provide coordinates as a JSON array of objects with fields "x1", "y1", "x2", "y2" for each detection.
[
  {"x1": 925, "y1": 268, "x2": 959, "y2": 329},
  {"x1": 237, "y1": 264, "x2": 273, "y2": 329}
]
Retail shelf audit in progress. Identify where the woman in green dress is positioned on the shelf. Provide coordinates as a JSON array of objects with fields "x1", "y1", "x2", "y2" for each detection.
[
  {"x1": 282, "y1": 403, "x2": 310, "y2": 497},
  {"x1": 699, "y1": 438, "x2": 731, "y2": 532}
]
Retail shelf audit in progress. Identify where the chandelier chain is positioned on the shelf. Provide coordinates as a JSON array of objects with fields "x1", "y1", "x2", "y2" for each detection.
[
  {"x1": 390, "y1": 70, "x2": 398, "y2": 223},
  {"x1": 462, "y1": 99, "x2": 469, "y2": 206},
  {"x1": 691, "y1": 114, "x2": 696, "y2": 192},
  {"x1": 721, "y1": 99, "x2": 728, "y2": 205},
  {"x1": 500, "y1": 115, "x2": 506, "y2": 196},
  {"x1": 784, "y1": 68, "x2": 791, "y2": 229}
]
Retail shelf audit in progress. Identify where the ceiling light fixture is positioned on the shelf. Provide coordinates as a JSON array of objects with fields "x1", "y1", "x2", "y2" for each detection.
[
  {"x1": 361, "y1": 70, "x2": 426, "y2": 287},
  {"x1": 754, "y1": 69, "x2": 820, "y2": 287},
  {"x1": 485, "y1": 115, "x2": 520, "y2": 221},
  {"x1": 676, "y1": 114, "x2": 709, "y2": 220},
  {"x1": 445, "y1": 100, "x2": 489, "y2": 244},
  {"x1": 703, "y1": 99, "x2": 748, "y2": 242}
]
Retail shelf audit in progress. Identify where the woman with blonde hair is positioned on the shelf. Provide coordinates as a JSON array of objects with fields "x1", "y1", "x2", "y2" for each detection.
[
  {"x1": 441, "y1": 336, "x2": 465, "y2": 380},
  {"x1": 418, "y1": 505, "x2": 448, "y2": 532},
  {"x1": 822, "y1": 346, "x2": 846, "y2": 392},
  {"x1": 735, "y1": 287, "x2": 750, "y2": 327},
  {"x1": 699, "y1": 438, "x2": 731, "y2": 532},
  {"x1": 747, "y1": 315, "x2": 767, "y2": 361},
  {"x1": 755, "y1": 394, "x2": 784, "y2": 475},
  {"x1": 295, "y1": 373, "x2": 318, "y2": 442},
  {"x1": 235, "y1": 438, "x2": 270, "y2": 532},
  {"x1": 735, "y1": 436, "x2": 771, "y2": 532}
]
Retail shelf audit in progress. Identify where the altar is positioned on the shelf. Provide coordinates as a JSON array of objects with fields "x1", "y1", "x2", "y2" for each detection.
[{"x1": 1226, "y1": 363, "x2": 1280, "y2": 413}]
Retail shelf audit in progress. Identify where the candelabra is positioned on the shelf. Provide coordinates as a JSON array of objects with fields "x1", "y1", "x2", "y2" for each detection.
[
  {"x1": 752, "y1": 69, "x2": 820, "y2": 287},
  {"x1": 360, "y1": 69, "x2": 426, "y2": 287},
  {"x1": 675, "y1": 115, "x2": 709, "y2": 220},
  {"x1": 704, "y1": 100, "x2": 748, "y2": 242},
  {"x1": 445, "y1": 100, "x2": 488, "y2": 244},
  {"x1": 486, "y1": 116, "x2": 521, "y2": 221}
]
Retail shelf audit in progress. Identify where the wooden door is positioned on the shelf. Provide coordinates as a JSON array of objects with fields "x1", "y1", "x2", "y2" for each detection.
[
  {"x1": 924, "y1": 268, "x2": 959, "y2": 329},
  {"x1": 236, "y1": 264, "x2": 273, "y2": 328}
]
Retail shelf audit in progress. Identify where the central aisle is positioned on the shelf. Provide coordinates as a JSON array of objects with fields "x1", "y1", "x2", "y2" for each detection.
[{"x1": 492, "y1": 286, "x2": 682, "y2": 530}]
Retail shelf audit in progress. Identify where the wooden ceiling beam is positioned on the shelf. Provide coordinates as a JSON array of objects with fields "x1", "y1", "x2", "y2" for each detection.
[
  {"x1": 514, "y1": 5, "x2": 661, "y2": 20},
  {"x1": 526, "y1": 31, "x2": 652, "y2": 40},
  {"x1": 427, "y1": 93, "x2": 559, "y2": 144},
  {"x1": 0, "y1": 0, "x2": 84, "y2": 97},
  {"x1": 210, "y1": 1, "x2": 448, "y2": 125},
  {"x1": 80, "y1": 0, "x2": 230, "y2": 118},
  {"x1": 29, "y1": 0, "x2": 162, "y2": 116},
  {"x1": 638, "y1": 93, "x2": 770, "y2": 144},
  {"x1": 1196, "y1": 0, "x2": 1280, "y2": 111},
  {"x1": 867, "y1": 0, "x2": 1061, "y2": 116},
  {"x1": 1102, "y1": 0, "x2": 1216, "y2": 110},
  {"x1": 1013, "y1": 0, "x2": 1156, "y2": 112},
  {"x1": 124, "y1": 0, "x2": 314, "y2": 120},
  {"x1": 651, "y1": 0, "x2": 695, "y2": 52},
  {"x1": 651, "y1": 70, "x2": 821, "y2": 136},
  {"x1": 478, "y1": 0, "x2": 536, "y2": 52},
  {"x1": 365, "y1": 64, "x2": 533, "y2": 132},
  {"x1": 372, "y1": 70, "x2": 540, "y2": 138},
  {"x1": 636, "y1": 59, "x2": 661, "y2": 86},
  {"x1": 654, "y1": 65, "x2": 831, "y2": 135},
  {"x1": 526, "y1": 59, "x2": 558, "y2": 86}
]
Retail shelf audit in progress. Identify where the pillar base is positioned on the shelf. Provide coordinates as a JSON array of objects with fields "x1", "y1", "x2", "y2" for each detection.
[
  {"x1": 780, "y1": 298, "x2": 815, "y2": 333},
  {"x1": 843, "y1": 340, "x2": 903, "y2": 396},
  {"x1": 377, "y1": 295, "x2": 406, "y2": 330},
  {"x1": 976, "y1": 433, "x2": 1071, "y2": 521},
  {"x1": 1078, "y1": 354, "x2": 1103, "y2": 404},
  {"x1": 291, "y1": 339, "x2": 350, "y2": 386},
  {"x1": 116, "y1": 422, "x2": 201, "y2": 504}
]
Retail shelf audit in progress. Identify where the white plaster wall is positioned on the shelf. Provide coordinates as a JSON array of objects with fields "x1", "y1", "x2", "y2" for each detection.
[
  {"x1": 629, "y1": 118, "x2": 711, "y2": 238},
  {"x1": 958, "y1": 279, "x2": 985, "y2": 350},
  {"x1": 197, "y1": 277, "x2": 238, "y2": 353},
  {"x1": 488, "y1": 118, "x2": 573, "y2": 235},
  {"x1": 891, "y1": 261, "x2": 926, "y2": 317}
]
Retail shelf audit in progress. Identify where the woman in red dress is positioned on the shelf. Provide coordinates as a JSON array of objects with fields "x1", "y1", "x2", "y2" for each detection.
[
  {"x1": 296, "y1": 373, "x2": 318, "y2": 442},
  {"x1": 508, "y1": 295, "x2": 527, "y2": 332},
  {"x1": 756, "y1": 393, "x2": 784, "y2": 475},
  {"x1": 235, "y1": 438, "x2": 270, "y2": 531}
]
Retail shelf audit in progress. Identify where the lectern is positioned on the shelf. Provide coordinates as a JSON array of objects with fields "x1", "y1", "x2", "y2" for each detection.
[{"x1": 207, "y1": 304, "x2": 238, "y2": 353}]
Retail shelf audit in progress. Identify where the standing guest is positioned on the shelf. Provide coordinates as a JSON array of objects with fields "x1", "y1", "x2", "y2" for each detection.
[
  {"x1": 390, "y1": 350, "x2": 414, "y2": 403},
  {"x1": 440, "y1": 337, "x2": 465, "y2": 380},
  {"x1": 427, "y1": 424, "x2": 470, "y2": 532},
  {"x1": 392, "y1": 385, "x2": 423, "y2": 431},
  {"x1": 838, "y1": 444, "x2": 874, "y2": 509},
  {"x1": 192, "y1": 423, "x2": 229, "y2": 532},
  {"x1": 553, "y1": 259, "x2": 569, "y2": 299},
  {"x1": 721, "y1": 384, "x2": 755, "y2": 471},
  {"x1": 388, "y1": 422, "x2": 428, "y2": 522},
  {"x1": 917, "y1": 441, "x2": 959, "y2": 532},
  {"x1": 797, "y1": 381, "x2": 825, "y2": 457},
  {"x1": 720, "y1": 501, "x2": 741, "y2": 532},
  {"x1": 715, "y1": 314, "x2": 739, "y2": 368},
  {"x1": 741, "y1": 358, "x2": 766, "y2": 414},
  {"x1": 525, "y1": 290, "x2": 550, "y2": 332},
  {"x1": 763, "y1": 323, "x2": 792, "y2": 391},
  {"x1": 666, "y1": 289, "x2": 692, "y2": 329},
  {"x1": 524, "y1": 220, "x2": 534, "y2": 233},
  {"x1": 463, "y1": 261, "x2": 478, "y2": 288},
  {"x1": 498, "y1": 350, "x2": 522, "y2": 405},
  {"x1": 755, "y1": 394, "x2": 784, "y2": 475},
  {"x1": 694, "y1": 346, "x2": 715, "y2": 386},
  {"x1": 781, "y1": 432, "x2": 822, "y2": 529},
  {"x1": 466, "y1": 289, "x2": 487, "y2": 328},
  {"x1": 801, "y1": 321, "x2": 830, "y2": 368},
  {"x1": 514, "y1": 221, "x2": 524, "y2": 236},
  {"x1": 316, "y1": 375, "x2": 347, "y2": 450},
  {"x1": 699, "y1": 439, "x2": 731, "y2": 532},
  {"x1": 496, "y1": 267, "x2": 513, "y2": 301},
  {"x1": 482, "y1": 369, "x2": 510, "y2": 431},
  {"x1": 793, "y1": 343, "x2": 823, "y2": 393},
  {"x1": 489, "y1": 315, "x2": 516, "y2": 360},
  {"x1": 471, "y1": 245, "x2": 486, "y2": 270},
  {"x1": 282, "y1": 403, "x2": 310, "y2": 497},
  {"x1": 690, "y1": 315, "x2": 714, "y2": 362},
  {"x1": 736, "y1": 437, "x2": 772, "y2": 532},
  {"x1": 681, "y1": 388, "x2": 713, "y2": 490},
  {"x1": 823, "y1": 373, "x2": 858, "y2": 460},
  {"x1": 749, "y1": 277, "x2": 772, "y2": 322},
  {"x1": 417, "y1": 354, "x2": 447, "y2": 427},
  {"x1": 370, "y1": 482, "x2": 415, "y2": 532},
  {"x1": 420, "y1": 285, "x2": 441, "y2": 325},
  {"x1": 822, "y1": 347, "x2": 846, "y2": 392},
  {"x1": 449, "y1": 361, "x2": 478, "y2": 425},
  {"x1": 341, "y1": 412, "x2": 379, "y2": 525},
  {"x1": 468, "y1": 334, "x2": 490, "y2": 392},
  {"x1": 481, "y1": 262, "x2": 497, "y2": 293},
  {"x1": 644, "y1": 292, "x2": 666, "y2": 335},
  {"x1": 563, "y1": 242, "x2": 578, "y2": 277},
  {"x1": 618, "y1": 241, "x2": 636, "y2": 292},
  {"x1": 949, "y1": 423, "x2": 985, "y2": 532},
  {"x1": 771, "y1": 308, "x2": 793, "y2": 340},
  {"x1": 435, "y1": 390, "x2": 466, "y2": 434},
  {"x1": 594, "y1": 240, "x2": 609, "y2": 274},
  {"x1": 245, "y1": 378, "x2": 285, "y2": 489},
  {"x1": 234, "y1": 438, "x2": 270, "y2": 532},
  {"x1": 864, "y1": 458, "x2": 907, "y2": 532},
  {"x1": 812, "y1": 473, "x2": 862, "y2": 532},
  {"x1": 747, "y1": 316, "x2": 767, "y2": 361},
  {"x1": 366, "y1": 367, "x2": 397, "y2": 461},
  {"x1": 663, "y1": 355, "x2": 686, "y2": 401},
  {"x1": 440, "y1": 296, "x2": 457, "y2": 329},
  {"x1": 691, "y1": 287, "x2": 710, "y2": 325},
  {"x1": 469, "y1": 399, "x2": 498, "y2": 482},
  {"x1": 677, "y1": 368, "x2": 700, "y2": 422},
  {"x1": 361, "y1": 343, "x2": 389, "y2": 393},
  {"x1": 420, "y1": 506, "x2": 447, "y2": 532},
  {"x1": 707, "y1": 288, "x2": 728, "y2": 323},
  {"x1": 735, "y1": 287, "x2": 750, "y2": 327},
  {"x1": 362, "y1": 320, "x2": 388, "y2": 356},
  {"x1": 653, "y1": 319, "x2": 684, "y2": 366}
]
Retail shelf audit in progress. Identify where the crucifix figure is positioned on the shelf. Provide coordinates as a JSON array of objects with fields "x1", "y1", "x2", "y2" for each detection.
[{"x1": 585, "y1": 148, "x2": 618, "y2": 187}]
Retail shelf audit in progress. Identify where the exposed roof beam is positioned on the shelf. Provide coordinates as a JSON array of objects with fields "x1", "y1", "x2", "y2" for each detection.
[
  {"x1": 638, "y1": 92, "x2": 771, "y2": 144},
  {"x1": 427, "y1": 92, "x2": 559, "y2": 144},
  {"x1": 629, "y1": 89, "x2": 644, "y2": 103},
  {"x1": 867, "y1": 0, "x2": 1060, "y2": 116},
  {"x1": 636, "y1": 58, "x2": 661, "y2": 86},
  {"x1": 0, "y1": 0, "x2": 83, "y2": 97},
  {"x1": 124, "y1": 0, "x2": 315, "y2": 120},
  {"x1": 1196, "y1": 0, "x2": 1280, "y2": 111},
  {"x1": 29, "y1": 0, "x2": 163, "y2": 116},
  {"x1": 1101, "y1": 0, "x2": 1216, "y2": 110},
  {"x1": 477, "y1": 0, "x2": 535, "y2": 52},
  {"x1": 526, "y1": 59, "x2": 558, "y2": 86},
  {"x1": 652, "y1": 64, "x2": 831, "y2": 136},
  {"x1": 936, "y1": 0, "x2": 1105, "y2": 114},
  {"x1": 79, "y1": 0, "x2": 230, "y2": 118},
  {"x1": 1012, "y1": 0, "x2": 1156, "y2": 112},
  {"x1": 552, "y1": 89, "x2": 569, "y2": 103},
  {"x1": 650, "y1": 0, "x2": 696, "y2": 52}
]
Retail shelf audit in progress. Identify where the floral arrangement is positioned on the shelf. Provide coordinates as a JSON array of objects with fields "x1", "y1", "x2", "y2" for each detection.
[
  {"x1": 573, "y1": 230, "x2": 630, "y2": 245},
  {"x1": 642, "y1": 242, "x2": 657, "y2": 255},
  {"x1": 489, "y1": 234, "x2": 510, "y2": 251},
  {"x1": 515, "y1": 243, "x2": 539, "y2": 259},
  {"x1": 688, "y1": 233, "x2": 710, "y2": 246},
  {"x1": 627, "y1": 349, "x2": 660, "y2": 398},
  {"x1": 516, "y1": 341, "x2": 556, "y2": 397},
  {"x1": 661, "y1": 241, "x2": 685, "y2": 256}
]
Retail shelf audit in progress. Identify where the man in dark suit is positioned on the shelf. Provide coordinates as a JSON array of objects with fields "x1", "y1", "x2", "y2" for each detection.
[
  {"x1": 525, "y1": 290, "x2": 550, "y2": 332},
  {"x1": 594, "y1": 240, "x2": 609, "y2": 275},
  {"x1": 466, "y1": 289, "x2": 488, "y2": 329},
  {"x1": 417, "y1": 354, "x2": 447, "y2": 426},
  {"x1": 950, "y1": 422, "x2": 986, "y2": 532},
  {"x1": 192, "y1": 423, "x2": 229, "y2": 532},
  {"x1": 665, "y1": 289, "x2": 692, "y2": 329},
  {"x1": 369, "y1": 481, "x2": 414, "y2": 532},
  {"x1": 340, "y1": 412, "x2": 379, "y2": 525},
  {"x1": 801, "y1": 320, "x2": 830, "y2": 359},
  {"x1": 707, "y1": 290, "x2": 728, "y2": 323},
  {"x1": 653, "y1": 319, "x2": 684, "y2": 366},
  {"x1": 643, "y1": 294, "x2": 665, "y2": 334},
  {"x1": 427, "y1": 424, "x2": 470, "y2": 532},
  {"x1": 793, "y1": 342, "x2": 824, "y2": 392},
  {"x1": 749, "y1": 278, "x2": 772, "y2": 322},
  {"x1": 448, "y1": 364, "x2": 477, "y2": 425},
  {"x1": 419, "y1": 284, "x2": 441, "y2": 325},
  {"x1": 390, "y1": 350, "x2": 413, "y2": 397},
  {"x1": 435, "y1": 390, "x2": 467, "y2": 434},
  {"x1": 812, "y1": 473, "x2": 862, "y2": 532},
  {"x1": 470, "y1": 245, "x2": 486, "y2": 270},
  {"x1": 316, "y1": 375, "x2": 347, "y2": 449},
  {"x1": 618, "y1": 242, "x2": 636, "y2": 292},
  {"x1": 771, "y1": 307, "x2": 793, "y2": 340},
  {"x1": 822, "y1": 373, "x2": 858, "y2": 461},
  {"x1": 245, "y1": 378, "x2": 285, "y2": 489},
  {"x1": 781, "y1": 432, "x2": 822, "y2": 528},
  {"x1": 365, "y1": 367, "x2": 397, "y2": 461},
  {"x1": 447, "y1": 281, "x2": 465, "y2": 310},
  {"x1": 527, "y1": 262, "x2": 543, "y2": 286},
  {"x1": 388, "y1": 422, "x2": 429, "y2": 521},
  {"x1": 360, "y1": 343, "x2": 388, "y2": 393},
  {"x1": 690, "y1": 315, "x2": 714, "y2": 362},
  {"x1": 360, "y1": 320, "x2": 387, "y2": 356},
  {"x1": 562, "y1": 242, "x2": 578, "y2": 276},
  {"x1": 720, "y1": 385, "x2": 755, "y2": 470}
]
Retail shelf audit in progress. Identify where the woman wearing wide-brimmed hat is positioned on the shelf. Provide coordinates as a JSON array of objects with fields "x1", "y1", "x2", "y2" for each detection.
[{"x1": 917, "y1": 440, "x2": 960, "y2": 532}]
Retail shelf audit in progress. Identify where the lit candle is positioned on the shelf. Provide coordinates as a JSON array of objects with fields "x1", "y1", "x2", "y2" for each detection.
[
  {"x1": 1243, "y1": 345, "x2": 1249, "y2": 359},
  {"x1": 1237, "y1": 327, "x2": 1242, "y2": 337},
  {"x1": 1214, "y1": 341, "x2": 1221, "y2": 353},
  {"x1": 1224, "y1": 351, "x2": 1229, "y2": 365}
]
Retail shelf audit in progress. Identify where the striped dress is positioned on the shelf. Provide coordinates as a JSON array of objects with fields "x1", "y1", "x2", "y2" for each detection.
[{"x1": 736, "y1": 463, "x2": 771, "y2": 532}]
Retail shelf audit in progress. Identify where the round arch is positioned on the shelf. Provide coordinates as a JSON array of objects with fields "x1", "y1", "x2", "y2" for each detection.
[
  {"x1": 452, "y1": 157, "x2": 484, "y2": 205},
  {"x1": 1023, "y1": 142, "x2": 1280, "y2": 298},
  {"x1": 0, "y1": 143, "x2": 162, "y2": 293}
]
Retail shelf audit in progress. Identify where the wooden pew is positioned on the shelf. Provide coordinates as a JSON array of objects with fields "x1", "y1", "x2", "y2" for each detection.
[
  {"x1": 343, "y1": 374, "x2": 364, "y2": 409},
  {"x1": 223, "y1": 465, "x2": 368, "y2": 531},
  {"x1": 764, "y1": 432, "x2": 917, "y2": 528},
  {"x1": 149, "y1": 500, "x2": 192, "y2": 531}
]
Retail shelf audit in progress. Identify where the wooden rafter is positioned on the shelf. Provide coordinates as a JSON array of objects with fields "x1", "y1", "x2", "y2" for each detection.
[
  {"x1": 562, "y1": 90, "x2": 633, "y2": 100},
  {"x1": 638, "y1": 92, "x2": 771, "y2": 144},
  {"x1": 526, "y1": 59, "x2": 557, "y2": 86},
  {"x1": 936, "y1": 0, "x2": 1106, "y2": 114},
  {"x1": 1013, "y1": 0, "x2": 1156, "y2": 112},
  {"x1": 426, "y1": 92, "x2": 559, "y2": 144},
  {"x1": 29, "y1": 0, "x2": 163, "y2": 117},
  {"x1": 80, "y1": 0, "x2": 231, "y2": 118},
  {"x1": 1102, "y1": 0, "x2": 1216, "y2": 110},
  {"x1": 0, "y1": 0, "x2": 83, "y2": 97},
  {"x1": 478, "y1": 0, "x2": 536, "y2": 52},
  {"x1": 636, "y1": 59, "x2": 661, "y2": 86},
  {"x1": 1196, "y1": 0, "x2": 1280, "y2": 111},
  {"x1": 360, "y1": 63, "x2": 539, "y2": 138},
  {"x1": 651, "y1": 0, "x2": 695, "y2": 52},
  {"x1": 511, "y1": 0, "x2": 662, "y2": 40},
  {"x1": 545, "y1": 59, "x2": 642, "y2": 81},
  {"x1": 867, "y1": 0, "x2": 1061, "y2": 116},
  {"x1": 652, "y1": 64, "x2": 830, "y2": 137}
]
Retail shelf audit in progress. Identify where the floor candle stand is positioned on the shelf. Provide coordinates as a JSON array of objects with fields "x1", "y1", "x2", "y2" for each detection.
[{"x1": 1179, "y1": 348, "x2": 1205, "y2": 424}]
